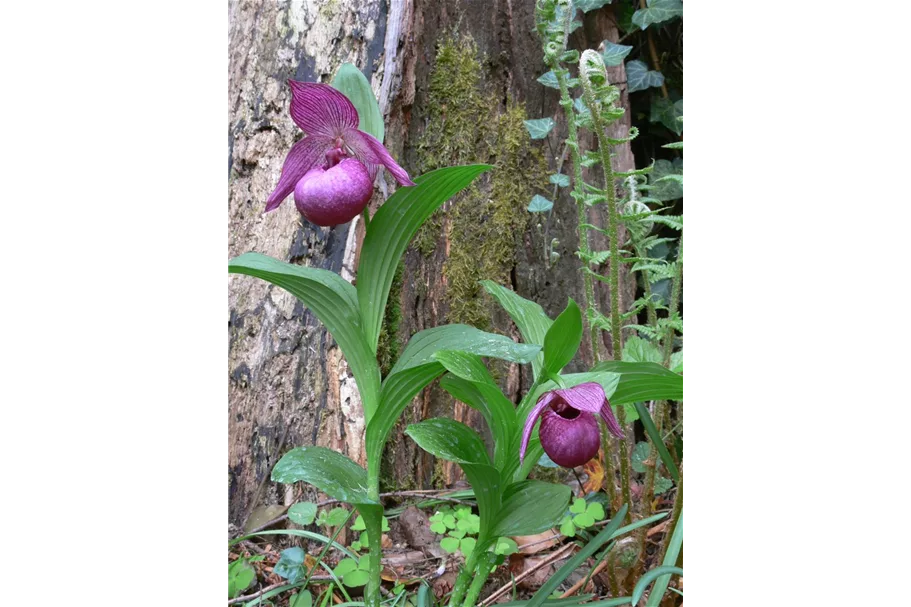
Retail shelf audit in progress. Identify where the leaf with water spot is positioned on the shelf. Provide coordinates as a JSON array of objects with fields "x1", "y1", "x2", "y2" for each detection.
[{"x1": 272, "y1": 446, "x2": 377, "y2": 506}]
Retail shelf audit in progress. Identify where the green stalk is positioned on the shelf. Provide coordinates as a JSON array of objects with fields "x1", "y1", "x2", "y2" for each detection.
[
  {"x1": 448, "y1": 545, "x2": 481, "y2": 607},
  {"x1": 462, "y1": 550, "x2": 497, "y2": 607},
  {"x1": 547, "y1": 58, "x2": 600, "y2": 364},
  {"x1": 359, "y1": 503, "x2": 385, "y2": 607},
  {"x1": 579, "y1": 50, "x2": 631, "y2": 524}
]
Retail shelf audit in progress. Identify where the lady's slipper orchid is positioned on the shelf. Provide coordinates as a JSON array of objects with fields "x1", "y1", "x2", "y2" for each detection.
[
  {"x1": 520, "y1": 382, "x2": 624, "y2": 468},
  {"x1": 265, "y1": 81, "x2": 415, "y2": 226}
]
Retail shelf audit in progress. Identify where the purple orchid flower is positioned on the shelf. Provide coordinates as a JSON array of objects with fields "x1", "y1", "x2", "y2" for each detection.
[
  {"x1": 520, "y1": 382, "x2": 624, "y2": 468},
  {"x1": 265, "y1": 81, "x2": 415, "y2": 226}
]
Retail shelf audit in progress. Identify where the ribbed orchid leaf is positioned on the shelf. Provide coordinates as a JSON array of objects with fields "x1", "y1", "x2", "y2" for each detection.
[
  {"x1": 590, "y1": 360, "x2": 682, "y2": 403},
  {"x1": 481, "y1": 280, "x2": 553, "y2": 379},
  {"x1": 331, "y1": 63, "x2": 384, "y2": 142},
  {"x1": 542, "y1": 299, "x2": 583, "y2": 375},
  {"x1": 272, "y1": 446, "x2": 377, "y2": 506},
  {"x1": 491, "y1": 480, "x2": 571, "y2": 537}
]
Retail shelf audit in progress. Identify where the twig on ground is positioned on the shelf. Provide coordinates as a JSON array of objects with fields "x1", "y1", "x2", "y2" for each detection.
[
  {"x1": 559, "y1": 559, "x2": 609, "y2": 598},
  {"x1": 479, "y1": 543, "x2": 575, "y2": 606},
  {"x1": 227, "y1": 576, "x2": 332, "y2": 605}
]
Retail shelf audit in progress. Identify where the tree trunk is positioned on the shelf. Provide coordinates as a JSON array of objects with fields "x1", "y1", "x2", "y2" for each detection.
[{"x1": 228, "y1": 0, "x2": 637, "y2": 528}]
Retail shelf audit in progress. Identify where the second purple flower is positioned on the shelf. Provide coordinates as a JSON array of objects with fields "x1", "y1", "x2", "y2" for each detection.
[{"x1": 520, "y1": 382, "x2": 625, "y2": 468}]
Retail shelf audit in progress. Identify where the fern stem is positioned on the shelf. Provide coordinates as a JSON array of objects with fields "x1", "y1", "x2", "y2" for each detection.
[{"x1": 548, "y1": 58, "x2": 600, "y2": 364}]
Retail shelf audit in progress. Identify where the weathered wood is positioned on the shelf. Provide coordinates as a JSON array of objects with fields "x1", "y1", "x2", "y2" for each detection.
[{"x1": 228, "y1": 0, "x2": 638, "y2": 526}]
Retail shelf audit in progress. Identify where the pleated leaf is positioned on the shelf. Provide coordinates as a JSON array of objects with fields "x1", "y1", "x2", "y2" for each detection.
[{"x1": 272, "y1": 446, "x2": 377, "y2": 506}]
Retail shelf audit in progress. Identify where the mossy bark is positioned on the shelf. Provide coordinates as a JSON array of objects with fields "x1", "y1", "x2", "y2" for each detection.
[{"x1": 228, "y1": 0, "x2": 637, "y2": 526}]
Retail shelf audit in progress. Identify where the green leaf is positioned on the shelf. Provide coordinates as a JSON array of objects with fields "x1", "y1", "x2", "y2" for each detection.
[
  {"x1": 358, "y1": 164, "x2": 491, "y2": 352},
  {"x1": 650, "y1": 97, "x2": 683, "y2": 135},
  {"x1": 525, "y1": 505, "x2": 629, "y2": 607},
  {"x1": 528, "y1": 194, "x2": 554, "y2": 213},
  {"x1": 320, "y1": 507, "x2": 351, "y2": 528},
  {"x1": 440, "y1": 537, "x2": 461, "y2": 553},
  {"x1": 481, "y1": 281, "x2": 553, "y2": 379},
  {"x1": 351, "y1": 515, "x2": 366, "y2": 531},
  {"x1": 575, "y1": 0, "x2": 612, "y2": 12},
  {"x1": 587, "y1": 502, "x2": 605, "y2": 521},
  {"x1": 617, "y1": 0, "x2": 637, "y2": 32},
  {"x1": 272, "y1": 447, "x2": 377, "y2": 506},
  {"x1": 405, "y1": 418, "x2": 491, "y2": 466},
  {"x1": 601, "y1": 40, "x2": 633, "y2": 66},
  {"x1": 549, "y1": 173, "x2": 570, "y2": 187},
  {"x1": 333, "y1": 558, "x2": 358, "y2": 578},
  {"x1": 543, "y1": 299, "x2": 582, "y2": 375},
  {"x1": 495, "y1": 537, "x2": 518, "y2": 555},
  {"x1": 662, "y1": 141, "x2": 683, "y2": 150},
  {"x1": 669, "y1": 350, "x2": 682, "y2": 373},
  {"x1": 289, "y1": 590, "x2": 312, "y2": 607},
  {"x1": 537, "y1": 71, "x2": 560, "y2": 89},
  {"x1": 631, "y1": 0, "x2": 683, "y2": 30},
  {"x1": 569, "y1": 498, "x2": 587, "y2": 515},
  {"x1": 460, "y1": 537, "x2": 477, "y2": 555},
  {"x1": 391, "y1": 324, "x2": 541, "y2": 375},
  {"x1": 654, "y1": 475, "x2": 673, "y2": 494},
  {"x1": 288, "y1": 502, "x2": 318, "y2": 526},
  {"x1": 590, "y1": 361, "x2": 683, "y2": 404},
  {"x1": 343, "y1": 569, "x2": 370, "y2": 588},
  {"x1": 633, "y1": 402, "x2": 680, "y2": 482},
  {"x1": 622, "y1": 336, "x2": 663, "y2": 364},
  {"x1": 229, "y1": 253, "x2": 381, "y2": 418},
  {"x1": 524, "y1": 118, "x2": 555, "y2": 139},
  {"x1": 331, "y1": 63, "x2": 383, "y2": 141},
  {"x1": 229, "y1": 559, "x2": 256, "y2": 598},
  {"x1": 649, "y1": 159, "x2": 682, "y2": 201},
  {"x1": 274, "y1": 547, "x2": 306, "y2": 583},
  {"x1": 626, "y1": 59, "x2": 665, "y2": 93},
  {"x1": 573, "y1": 512, "x2": 595, "y2": 527},
  {"x1": 645, "y1": 511, "x2": 682, "y2": 607},
  {"x1": 432, "y1": 350, "x2": 497, "y2": 386},
  {"x1": 631, "y1": 441, "x2": 650, "y2": 473},
  {"x1": 492, "y1": 480, "x2": 571, "y2": 537},
  {"x1": 634, "y1": 566, "x2": 683, "y2": 605},
  {"x1": 560, "y1": 515, "x2": 576, "y2": 537},
  {"x1": 439, "y1": 370, "x2": 516, "y2": 469},
  {"x1": 430, "y1": 520, "x2": 446, "y2": 534}
]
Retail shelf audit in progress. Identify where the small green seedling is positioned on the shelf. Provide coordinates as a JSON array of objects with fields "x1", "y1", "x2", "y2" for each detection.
[
  {"x1": 429, "y1": 505, "x2": 481, "y2": 557},
  {"x1": 631, "y1": 441, "x2": 673, "y2": 494},
  {"x1": 333, "y1": 555, "x2": 373, "y2": 588},
  {"x1": 274, "y1": 547, "x2": 307, "y2": 583},
  {"x1": 560, "y1": 498, "x2": 605, "y2": 537},
  {"x1": 317, "y1": 507, "x2": 350, "y2": 528},
  {"x1": 228, "y1": 555, "x2": 263, "y2": 598},
  {"x1": 289, "y1": 501, "x2": 318, "y2": 526}
]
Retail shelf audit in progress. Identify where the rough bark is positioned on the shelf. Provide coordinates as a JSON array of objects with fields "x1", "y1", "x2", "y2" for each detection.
[{"x1": 228, "y1": 0, "x2": 637, "y2": 527}]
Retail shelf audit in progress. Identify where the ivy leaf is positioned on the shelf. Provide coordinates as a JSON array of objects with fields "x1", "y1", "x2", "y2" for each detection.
[
  {"x1": 616, "y1": 0, "x2": 637, "y2": 33},
  {"x1": 654, "y1": 475, "x2": 674, "y2": 494},
  {"x1": 549, "y1": 173, "x2": 570, "y2": 187},
  {"x1": 650, "y1": 158, "x2": 683, "y2": 201},
  {"x1": 626, "y1": 60, "x2": 665, "y2": 93},
  {"x1": 575, "y1": 0, "x2": 612, "y2": 12},
  {"x1": 537, "y1": 71, "x2": 560, "y2": 89},
  {"x1": 631, "y1": 0, "x2": 683, "y2": 30},
  {"x1": 651, "y1": 97, "x2": 683, "y2": 135},
  {"x1": 274, "y1": 547, "x2": 306, "y2": 583},
  {"x1": 288, "y1": 502, "x2": 317, "y2": 526},
  {"x1": 528, "y1": 195, "x2": 554, "y2": 213},
  {"x1": 601, "y1": 40, "x2": 633, "y2": 66},
  {"x1": 631, "y1": 441, "x2": 651, "y2": 473},
  {"x1": 524, "y1": 117, "x2": 555, "y2": 139}
]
